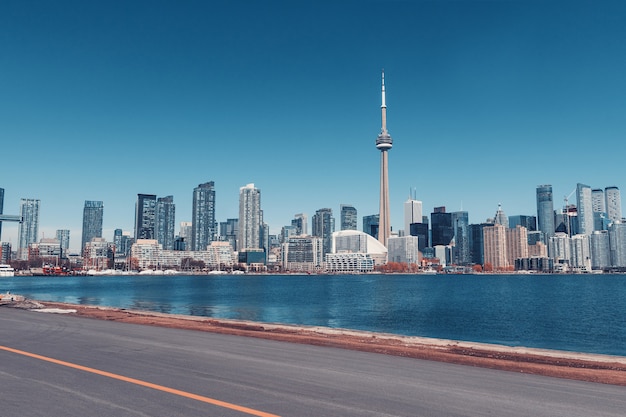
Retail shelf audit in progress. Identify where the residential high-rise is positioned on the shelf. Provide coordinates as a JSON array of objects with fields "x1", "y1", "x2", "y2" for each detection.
[
  {"x1": 156, "y1": 195, "x2": 175, "y2": 250},
  {"x1": 605, "y1": 186, "x2": 622, "y2": 222},
  {"x1": 56, "y1": 229, "x2": 70, "y2": 251},
  {"x1": 536, "y1": 185, "x2": 555, "y2": 240},
  {"x1": 219, "y1": 218, "x2": 239, "y2": 251},
  {"x1": 592, "y1": 189, "x2": 606, "y2": 213},
  {"x1": 191, "y1": 182, "x2": 216, "y2": 251},
  {"x1": 312, "y1": 208, "x2": 335, "y2": 257},
  {"x1": 387, "y1": 236, "x2": 420, "y2": 264},
  {"x1": 576, "y1": 183, "x2": 594, "y2": 236},
  {"x1": 404, "y1": 196, "x2": 423, "y2": 237},
  {"x1": 81, "y1": 200, "x2": 103, "y2": 250},
  {"x1": 609, "y1": 221, "x2": 626, "y2": 268},
  {"x1": 135, "y1": 194, "x2": 157, "y2": 240},
  {"x1": 506, "y1": 225, "x2": 529, "y2": 266},
  {"x1": 363, "y1": 214, "x2": 379, "y2": 240},
  {"x1": 18, "y1": 198, "x2": 40, "y2": 260},
  {"x1": 340, "y1": 205, "x2": 357, "y2": 231},
  {"x1": 291, "y1": 213, "x2": 308, "y2": 236},
  {"x1": 483, "y1": 223, "x2": 507, "y2": 270},
  {"x1": 238, "y1": 183, "x2": 261, "y2": 251},
  {"x1": 375, "y1": 70, "x2": 393, "y2": 247},
  {"x1": 591, "y1": 230, "x2": 610, "y2": 270}
]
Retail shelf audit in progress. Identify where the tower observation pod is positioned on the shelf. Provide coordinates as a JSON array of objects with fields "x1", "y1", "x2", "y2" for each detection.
[{"x1": 376, "y1": 70, "x2": 392, "y2": 247}]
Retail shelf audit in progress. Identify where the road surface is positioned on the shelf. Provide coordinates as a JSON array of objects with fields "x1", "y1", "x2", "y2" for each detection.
[{"x1": 0, "y1": 308, "x2": 624, "y2": 416}]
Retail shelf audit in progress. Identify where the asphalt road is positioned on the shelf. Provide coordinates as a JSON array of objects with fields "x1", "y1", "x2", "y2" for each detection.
[{"x1": 0, "y1": 308, "x2": 624, "y2": 417}]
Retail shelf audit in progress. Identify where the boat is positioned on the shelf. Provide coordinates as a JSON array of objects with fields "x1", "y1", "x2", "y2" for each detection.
[{"x1": 0, "y1": 264, "x2": 15, "y2": 277}]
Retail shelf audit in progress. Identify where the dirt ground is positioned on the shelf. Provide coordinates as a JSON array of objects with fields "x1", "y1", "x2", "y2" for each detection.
[{"x1": 12, "y1": 300, "x2": 626, "y2": 386}]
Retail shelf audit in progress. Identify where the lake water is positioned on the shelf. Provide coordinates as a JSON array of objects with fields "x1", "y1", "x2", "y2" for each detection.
[{"x1": 2, "y1": 273, "x2": 625, "y2": 356}]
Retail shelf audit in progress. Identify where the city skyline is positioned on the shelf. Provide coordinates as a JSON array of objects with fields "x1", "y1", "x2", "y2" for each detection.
[{"x1": 2, "y1": 1, "x2": 626, "y2": 250}]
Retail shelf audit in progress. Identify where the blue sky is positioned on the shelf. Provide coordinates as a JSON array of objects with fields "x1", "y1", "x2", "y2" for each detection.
[{"x1": 2, "y1": 0, "x2": 626, "y2": 251}]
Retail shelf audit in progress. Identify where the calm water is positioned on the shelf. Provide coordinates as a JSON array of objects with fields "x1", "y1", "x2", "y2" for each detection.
[{"x1": 2, "y1": 274, "x2": 626, "y2": 356}]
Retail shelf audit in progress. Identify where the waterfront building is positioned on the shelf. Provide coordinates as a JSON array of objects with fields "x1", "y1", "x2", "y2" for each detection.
[
  {"x1": 590, "y1": 230, "x2": 610, "y2": 270},
  {"x1": 281, "y1": 235, "x2": 323, "y2": 272},
  {"x1": 312, "y1": 208, "x2": 335, "y2": 257},
  {"x1": 135, "y1": 194, "x2": 157, "y2": 241},
  {"x1": 326, "y1": 252, "x2": 375, "y2": 273},
  {"x1": 451, "y1": 211, "x2": 470, "y2": 265},
  {"x1": 155, "y1": 196, "x2": 175, "y2": 251},
  {"x1": 404, "y1": 196, "x2": 423, "y2": 237},
  {"x1": 238, "y1": 183, "x2": 261, "y2": 251},
  {"x1": 56, "y1": 229, "x2": 70, "y2": 251},
  {"x1": 130, "y1": 239, "x2": 235, "y2": 272},
  {"x1": 291, "y1": 213, "x2": 308, "y2": 236},
  {"x1": 191, "y1": 182, "x2": 216, "y2": 251},
  {"x1": 536, "y1": 185, "x2": 555, "y2": 240},
  {"x1": 431, "y1": 207, "x2": 453, "y2": 246},
  {"x1": 340, "y1": 204, "x2": 357, "y2": 231},
  {"x1": 609, "y1": 221, "x2": 626, "y2": 268},
  {"x1": 81, "y1": 200, "x2": 103, "y2": 251},
  {"x1": 331, "y1": 230, "x2": 388, "y2": 266},
  {"x1": 219, "y1": 218, "x2": 239, "y2": 251},
  {"x1": 18, "y1": 198, "x2": 40, "y2": 260},
  {"x1": 363, "y1": 214, "x2": 379, "y2": 240},
  {"x1": 113, "y1": 229, "x2": 132, "y2": 256},
  {"x1": 570, "y1": 234, "x2": 591, "y2": 272},
  {"x1": 375, "y1": 70, "x2": 393, "y2": 247},
  {"x1": 605, "y1": 186, "x2": 622, "y2": 223},
  {"x1": 83, "y1": 237, "x2": 113, "y2": 270},
  {"x1": 483, "y1": 224, "x2": 508, "y2": 270},
  {"x1": 548, "y1": 232, "x2": 571, "y2": 269},
  {"x1": 387, "y1": 236, "x2": 420, "y2": 265},
  {"x1": 34, "y1": 238, "x2": 62, "y2": 265},
  {"x1": 576, "y1": 183, "x2": 594, "y2": 236},
  {"x1": 506, "y1": 225, "x2": 528, "y2": 266},
  {"x1": 409, "y1": 222, "x2": 429, "y2": 252},
  {"x1": 1, "y1": 242, "x2": 11, "y2": 263},
  {"x1": 509, "y1": 215, "x2": 536, "y2": 231}
]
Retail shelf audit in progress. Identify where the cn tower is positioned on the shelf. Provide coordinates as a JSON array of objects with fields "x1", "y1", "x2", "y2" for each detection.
[{"x1": 375, "y1": 70, "x2": 392, "y2": 247}]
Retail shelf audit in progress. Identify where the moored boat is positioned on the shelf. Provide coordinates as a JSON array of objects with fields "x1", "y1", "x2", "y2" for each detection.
[{"x1": 0, "y1": 264, "x2": 15, "y2": 277}]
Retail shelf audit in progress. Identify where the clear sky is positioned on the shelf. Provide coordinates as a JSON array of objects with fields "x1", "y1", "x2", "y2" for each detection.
[{"x1": 2, "y1": 0, "x2": 626, "y2": 252}]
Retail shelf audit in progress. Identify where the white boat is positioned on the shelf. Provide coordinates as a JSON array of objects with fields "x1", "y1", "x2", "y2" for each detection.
[{"x1": 0, "y1": 264, "x2": 15, "y2": 277}]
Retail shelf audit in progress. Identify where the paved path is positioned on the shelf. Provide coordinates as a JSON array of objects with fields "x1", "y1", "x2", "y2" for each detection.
[{"x1": 1, "y1": 308, "x2": 624, "y2": 417}]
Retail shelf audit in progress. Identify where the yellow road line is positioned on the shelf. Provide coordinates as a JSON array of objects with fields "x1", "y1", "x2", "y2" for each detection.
[{"x1": 0, "y1": 345, "x2": 280, "y2": 417}]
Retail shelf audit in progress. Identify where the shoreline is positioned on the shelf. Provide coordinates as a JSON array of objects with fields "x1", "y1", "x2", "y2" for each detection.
[{"x1": 8, "y1": 299, "x2": 625, "y2": 386}]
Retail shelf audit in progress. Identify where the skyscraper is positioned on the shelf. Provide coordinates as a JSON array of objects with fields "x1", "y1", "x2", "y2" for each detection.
[
  {"x1": 340, "y1": 204, "x2": 357, "y2": 231},
  {"x1": 219, "y1": 218, "x2": 239, "y2": 251},
  {"x1": 605, "y1": 186, "x2": 622, "y2": 222},
  {"x1": 536, "y1": 185, "x2": 555, "y2": 240},
  {"x1": 363, "y1": 214, "x2": 379, "y2": 240},
  {"x1": 56, "y1": 229, "x2": 70, "y2": 251},
  {"x1": 592, "y1": 189, "x2": 606, "y2": 213},
  {"x1": 0, "y1": 187, "x2": 4, "y2": 240},
  {"x1": 375, "y1": 70, "x2": 392, "y2": 247},
  {"x1": 404, "y1": 196, "x2": 423, "y2": 237},
  {"x1": 191, "y1": 182, "x2": 216, "y2": 251},
  {"x1": 135, "y1": 194, "x2": 157, "y2": 241},
  {"x1": 291, "y1": 213, "x2": 307, "y2": 236},
  {"x1": 312, "y1": 208, "x2": 335, "y2": 257},
  {"x1": 451, "y1": 211, "x2": 470, "y2": 265},
  {"x1": 431, "y1": 207, "x2": 453, "y2": 246},
  {"x1": 81, "y1": 200, "x2": 103, "y2": 250},
  {"x1": 238, "y1": 183, "x2": 261, "y2": 251},
  {"x1": 493, "y1": 204, "x2": 509, "y2": 228},
  {"x1": 18, "y1": 198, "x2": 40, "y2": 260},
  {"x1": 156, "y1": 195, "x2": 176, "y2": 250},
  {"x1": 576, "y1": 183, "x2": 593, "y2": 236}
]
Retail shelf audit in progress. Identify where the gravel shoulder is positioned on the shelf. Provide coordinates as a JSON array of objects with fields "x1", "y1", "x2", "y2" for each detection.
[{"x1": 4, "y1": 299, "x2": 626, "y2": 386}]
